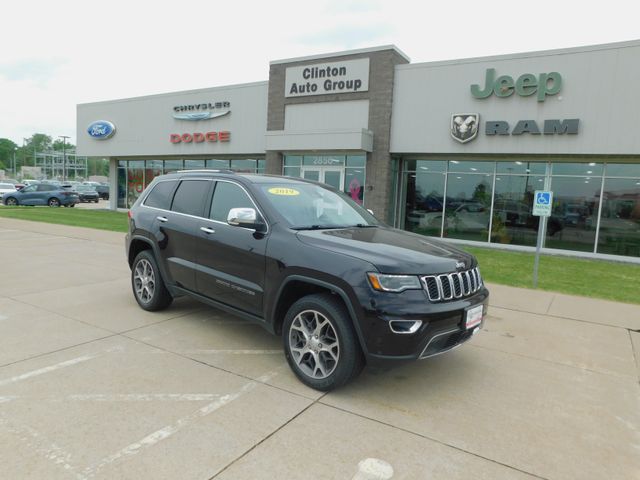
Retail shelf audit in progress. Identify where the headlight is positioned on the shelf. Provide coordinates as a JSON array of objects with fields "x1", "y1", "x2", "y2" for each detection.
[{"x1": 367, "y1": 272, "x2": 422, "y2": 292}]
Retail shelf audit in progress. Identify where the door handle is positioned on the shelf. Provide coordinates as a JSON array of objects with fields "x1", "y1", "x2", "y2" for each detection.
[
  {"x1": 156, "y1": 216, "x2": 168, "y2": 223},
  {"x1": 200, "y1": 227, "x2": 216, "y2": 234}
]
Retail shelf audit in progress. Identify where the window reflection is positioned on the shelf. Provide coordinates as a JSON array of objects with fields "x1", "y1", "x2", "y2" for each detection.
[
  {"x1": 404, "y1": 172, "x2": 445, "y2": 236},
  {"x1": 444, "y1": 174, "x2": 493, "y2": 242},
  {"x1": 597, "y1": 178, "x2": 640, "y2": 256},
  {"x1": 546, "y1": 177, "x2": 601, "y2": 252},
  {"x1": 492, "y1": 175, "x2": 547, "y2": 246}
]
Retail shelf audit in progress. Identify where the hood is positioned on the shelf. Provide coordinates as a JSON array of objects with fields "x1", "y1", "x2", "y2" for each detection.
[{"x1": 296, "y1": 226, "x2": 475, "y2": 274}]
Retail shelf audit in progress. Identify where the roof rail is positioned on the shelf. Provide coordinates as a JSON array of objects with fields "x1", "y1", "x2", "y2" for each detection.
[{"x1": 175, "y1": 169, "x2": 236, "y2": 174}]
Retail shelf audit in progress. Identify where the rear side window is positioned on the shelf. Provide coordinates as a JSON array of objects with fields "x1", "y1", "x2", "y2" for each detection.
[
  {"x1": 171, "y1": 180, "x2": 210, "y2": 217},
  {"x1": 37, "y1": 184, "x2": 54, "y2": 192},
  {"x1": 210, "y1": 182, "x2": 254, "y2": 222},
  {"x1": 144, "y1": 181, "x2": 178, "y2": 210}
]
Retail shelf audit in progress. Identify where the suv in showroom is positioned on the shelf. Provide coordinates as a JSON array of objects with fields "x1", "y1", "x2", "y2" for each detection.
[{"x1": 126, "y1": 171, "x2": 488, "y2": 390}]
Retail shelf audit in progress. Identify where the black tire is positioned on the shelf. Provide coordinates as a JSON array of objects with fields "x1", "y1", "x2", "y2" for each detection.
[
  {"x1": 69, "y1": 204, "x2": 75, "y2": 207},
  {"x1": 131, "y1": 250, "x2": 173, "y2": 311},
  {"x1": 94, "y1": 199, "x2": 99, "y2": 203},
  {"x1": 5, "y1": 197, "x2": 18, "y2": 206},
  {"x1": 48, "y1": 198, "x2": 61, "y2": 207},
  {"x1": 283, "y1": 293, "x2": 364, "y2": 391}
]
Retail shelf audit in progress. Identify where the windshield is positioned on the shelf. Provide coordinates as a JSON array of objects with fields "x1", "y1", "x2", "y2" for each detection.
[{"x1": 260, "y1": 183, "x2": 379, "y2": 229}]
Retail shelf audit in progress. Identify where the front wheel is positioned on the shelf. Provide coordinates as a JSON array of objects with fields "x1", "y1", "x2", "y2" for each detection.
[
  {"x1": 5, "y1": 197, "x2": 18, "y2": 206},
  {"x1": 131, "y1": 250, "x2": 173, "y2": 311},
  {"x1": 48, "y1": 198, "x2": 61, "y2": 207},
  {"x1": 283, "y1": 293, "x2": 364, "y2": 391}
]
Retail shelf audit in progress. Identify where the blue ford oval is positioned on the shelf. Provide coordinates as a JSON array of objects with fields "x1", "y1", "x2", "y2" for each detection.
[{"x1": 87, "y1": 120, "x2": 116, "y2": 140}]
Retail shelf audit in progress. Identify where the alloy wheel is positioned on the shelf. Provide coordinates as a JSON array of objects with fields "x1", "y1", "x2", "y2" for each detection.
[
  {"x1": 288, "y1": 309, "x2": 340, "y2": 379},
  {"x1": 133, "y1": 258, "x2": 156, "y2": 304}
]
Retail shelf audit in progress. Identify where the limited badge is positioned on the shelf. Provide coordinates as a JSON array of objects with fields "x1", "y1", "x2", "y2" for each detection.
[
  {"x1": 451, "y1": 113, "x2": 479, "y2": 144},
  {"x1": 268, "y1": 187, "x2": 300, "y2": 196}
]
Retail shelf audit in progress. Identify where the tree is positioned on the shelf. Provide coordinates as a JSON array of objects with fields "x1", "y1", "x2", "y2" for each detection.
[
  {"x1": 53, "y1": 138, "x2": 76, "y2": 151},
  {"x1": 0, "y1": 138, "x2": 18, "y2": 172}
]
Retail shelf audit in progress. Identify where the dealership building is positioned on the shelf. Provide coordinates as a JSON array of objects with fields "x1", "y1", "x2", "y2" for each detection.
[{"x1": 77, "y1": 40, "x2": 640, "y2": 260}]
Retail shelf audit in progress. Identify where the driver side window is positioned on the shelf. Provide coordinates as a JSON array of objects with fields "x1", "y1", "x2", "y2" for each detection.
[{"x1": 210, "y1": 182, "x2": 254, "y2": 222}]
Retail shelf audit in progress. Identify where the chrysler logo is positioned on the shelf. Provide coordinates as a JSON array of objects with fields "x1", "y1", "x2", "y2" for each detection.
[
  {"x1": 451, "y1": 113, "x2": 479, "y2": 144},
  {"x1": 173, "y1": 110, "x2": 230, "y2": 121}
]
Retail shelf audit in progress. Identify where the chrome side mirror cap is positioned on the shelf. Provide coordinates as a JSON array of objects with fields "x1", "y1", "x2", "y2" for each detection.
[{"x1": 227, "y1": 207, "x2": 265, "y2": 232}]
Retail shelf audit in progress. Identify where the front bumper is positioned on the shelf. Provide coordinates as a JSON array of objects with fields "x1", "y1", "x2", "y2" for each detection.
[{"x1": 354, "y1": 286, "x2": 489, "y2": 362}]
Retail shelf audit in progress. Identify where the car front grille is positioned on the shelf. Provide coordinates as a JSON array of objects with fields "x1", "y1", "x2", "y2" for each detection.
[{"x1": 421, "y1": 267, "x2": 483, "y2": 302}]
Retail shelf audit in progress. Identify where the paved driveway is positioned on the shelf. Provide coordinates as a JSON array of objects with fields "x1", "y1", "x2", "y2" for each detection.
[{"x1": 0, "y1": 219, "x2": 638, "y2": 480}]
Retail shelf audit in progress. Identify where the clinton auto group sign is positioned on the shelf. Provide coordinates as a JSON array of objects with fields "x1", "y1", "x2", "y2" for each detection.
[{"x1": 285, "y1": 58, "x2": 369, "y2": 97}]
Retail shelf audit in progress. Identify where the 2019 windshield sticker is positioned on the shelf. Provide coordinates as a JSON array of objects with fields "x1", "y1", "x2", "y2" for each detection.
[{"x1": 268, "y1": 188, "x2": 300, "y2": 196}]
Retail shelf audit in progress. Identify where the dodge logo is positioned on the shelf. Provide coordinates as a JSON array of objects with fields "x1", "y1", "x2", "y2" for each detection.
[{"x1": 451, "y1": 113, "x2": 479, "y2": 144}]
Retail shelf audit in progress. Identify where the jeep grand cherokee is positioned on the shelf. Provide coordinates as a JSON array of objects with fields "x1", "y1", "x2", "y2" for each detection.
[{"x1": 125, "y1": 170, "x2": 489, "y2": 391}]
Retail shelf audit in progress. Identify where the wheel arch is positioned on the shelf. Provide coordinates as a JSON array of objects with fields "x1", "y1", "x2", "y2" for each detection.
[{"x1": 271, "y1": 275, "x2": 368, "y2": 356}]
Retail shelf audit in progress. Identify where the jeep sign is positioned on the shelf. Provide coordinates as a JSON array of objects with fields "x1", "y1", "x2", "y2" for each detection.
[{"x1": 471, "y1": 68, "x2": 562, "y2": 102}]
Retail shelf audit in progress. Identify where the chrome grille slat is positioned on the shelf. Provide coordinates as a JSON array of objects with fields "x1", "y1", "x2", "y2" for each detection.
[{"x1": 421, "y1": 266, "x2": 484, "y2": 303}]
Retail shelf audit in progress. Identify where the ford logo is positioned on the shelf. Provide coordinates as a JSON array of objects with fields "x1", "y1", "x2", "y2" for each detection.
[{"x1": 87, "y1": 120, "x2": 116, "y2": 140}]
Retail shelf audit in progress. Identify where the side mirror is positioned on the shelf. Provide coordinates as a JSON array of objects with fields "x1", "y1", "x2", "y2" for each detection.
[{"x1": 227, "y1": 207, "x2": 266, "y2": 232}]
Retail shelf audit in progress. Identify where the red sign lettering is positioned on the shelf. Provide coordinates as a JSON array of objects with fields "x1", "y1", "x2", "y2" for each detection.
[{"x1": 169, "y1": 131, "x2": 231, "y2": 144}]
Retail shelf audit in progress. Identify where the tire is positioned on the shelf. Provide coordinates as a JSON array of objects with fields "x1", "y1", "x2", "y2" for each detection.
[
  {"x1": 94, "y1": 199, "x2": 99, "y2": 203},
  {"x1": 48, "y1": 198, "x2": 61, "y2": 207},
  {"x1": 5, "y1": 197, "x2": 18, "y2": 206},
  {"x1": 283, "y1": 293, "x2": 364, "y2": 391},
  {"x1": 131, "y1": 250, "x2": 173, "y2": 311},
  {"x1": 69, "y1": 204, "x2": 75, "y2": 207}
]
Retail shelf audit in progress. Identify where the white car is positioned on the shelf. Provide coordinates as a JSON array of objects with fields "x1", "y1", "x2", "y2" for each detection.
[{"x1": 0, "y1": 182, "x2": 18, "y2": 198}]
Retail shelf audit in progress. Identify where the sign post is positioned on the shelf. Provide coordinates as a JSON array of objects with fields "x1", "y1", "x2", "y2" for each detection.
[{"x1": 532, "y1": 190, "x2": 553, "y2": 288}]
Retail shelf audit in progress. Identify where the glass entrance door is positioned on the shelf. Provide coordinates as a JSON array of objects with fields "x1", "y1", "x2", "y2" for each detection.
[{"x1": 301, "y1": 167, "x2": 345, "y2": 191}]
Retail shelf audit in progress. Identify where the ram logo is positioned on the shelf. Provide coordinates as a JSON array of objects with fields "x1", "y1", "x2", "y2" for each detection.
[{"x1": 451, "y1": 113, "x2": 479, "y2": 144}]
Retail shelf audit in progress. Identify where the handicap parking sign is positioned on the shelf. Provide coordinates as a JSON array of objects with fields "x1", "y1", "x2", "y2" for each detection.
[{"x1": 533, "y1": 190, "x2": 553, "y2": 216}]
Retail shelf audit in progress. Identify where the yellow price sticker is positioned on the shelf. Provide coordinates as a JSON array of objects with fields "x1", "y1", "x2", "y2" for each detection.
[{"x1": 268, "y1": 187, "x2": 300, "y2": 196}]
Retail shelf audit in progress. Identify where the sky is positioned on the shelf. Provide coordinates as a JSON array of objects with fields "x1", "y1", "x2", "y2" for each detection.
[{"x1": 1, "y1": 0, "x2": 638, "y2": 146}]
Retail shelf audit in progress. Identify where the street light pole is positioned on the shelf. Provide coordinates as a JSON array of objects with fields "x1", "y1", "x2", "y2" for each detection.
[
  {"x1": 59, "y1": 135, "x2": 70, "y2": 182},
  {"x1": 13, "y1": 147, "x2": 17, "y2": 178}
]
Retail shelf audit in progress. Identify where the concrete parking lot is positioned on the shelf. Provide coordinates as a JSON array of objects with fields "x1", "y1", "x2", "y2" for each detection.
[{"x1": 0, "y1": 218, "x2": 638, "y2": 480}]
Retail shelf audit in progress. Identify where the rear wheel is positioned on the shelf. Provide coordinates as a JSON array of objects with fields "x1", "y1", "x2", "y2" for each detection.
[
  {"x1": 5, "y1": 197, "x2": 18, "y2": 206},
  {"x1": 283, "y1": 293, "x2": 364, "y2": 391},
  {"x1": 131, "y1": 250, "x2": 173, "y2": 311},
  {"x1": 48, "y1": 198, "x2": 61, "y2": 207}
]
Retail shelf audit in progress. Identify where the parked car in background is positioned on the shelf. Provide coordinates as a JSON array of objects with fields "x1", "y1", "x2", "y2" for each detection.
[
  {"x1": 0, "y1": 182, "x2": 17, "y2": 196},
  {"x1": 74, "y1": 184, "x2": 100, "y2": 203},
  {"x1": 2, "y1": 183, "x2": 79, "y2": 207},
  {"x1": 22, "y1": 180, "x2": 40, "y2": 186},
  {"x1": 95, "y1": 184, "x2": 109, "y2": 200}
]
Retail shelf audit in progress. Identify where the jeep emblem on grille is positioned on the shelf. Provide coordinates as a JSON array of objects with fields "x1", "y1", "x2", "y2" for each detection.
[{"x1": 455, "y1": 261, "x2": 465, "y2": 269}]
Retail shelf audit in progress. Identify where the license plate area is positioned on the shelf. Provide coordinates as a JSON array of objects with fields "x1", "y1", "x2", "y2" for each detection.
[{"x1": 465, "y1": 304, "x2": 483, "y2": 330}]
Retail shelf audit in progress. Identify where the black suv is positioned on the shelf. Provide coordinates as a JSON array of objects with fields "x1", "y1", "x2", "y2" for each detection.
[{"x1": 126, "y1": 170, "x2": 489, "y2": 390}]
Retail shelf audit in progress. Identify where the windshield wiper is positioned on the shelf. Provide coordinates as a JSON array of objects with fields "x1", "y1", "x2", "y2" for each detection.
[
  {"x1": 349, "y1": 223, "x2": 378, "y2": 228},
  {"x1": 291, "y1": 223, "x2": 378, "y2": 231}
]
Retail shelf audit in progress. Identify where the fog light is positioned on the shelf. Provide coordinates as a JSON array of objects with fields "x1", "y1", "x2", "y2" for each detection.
[{"x1": 389, "y1": 320, "x2": 422, "y2": 334}]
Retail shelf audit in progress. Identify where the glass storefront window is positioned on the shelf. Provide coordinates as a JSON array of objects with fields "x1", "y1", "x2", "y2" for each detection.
[
  {"x1": 145, "y1": 160, "x2": 163, "y2": 187},
  {"x1": 345, "y1": 168, "x2": 365, "y2": 205},
  {"x1": 303, "y1": 155, "x2": 345, "y2": 166},
  {"x1": 127, "y1": 160, "x2": 145, "y2": 207},
  {"x1": 164, "y1": 160, "x2": 183, "y2": 174},
  {"x1": 346, "y1": 155, "x2": 366, "y2": 167},
  {"x1": 283, "y1": 166, "x2": 301, "y2": 178},
  {"x1": 597, "y1": 178, "x2": 640, "y2": 256},
  {"x1": 184, "y1": 160, "x2": 205, "y2": 169},
  {"x1": 404, "y1": 172, "x2": 445, "y2": 236},
  {"x1": 404, "y1": 160, "x2": 447, "y2": 172},
  {"x1": 257, "y1": 159, "x2": 266, "y2": 174},
  {"x1": 545, "y1": 176, "x2": 602, "y2": 252},
  {"x1": 551, "y1": 162, "x2": 604, "y2": 176},
  {"x1": 448, "y1": 161, "x2": 494, "y2": 174},
  {"x1": 444, "y1": 173, "x2": 493, "y2": 242},
  {"x1": 492, "y1": 175, "x2": 543, "y2": 246},
  {"x1": 117, "y1": 167, "x2": 126, "y2": 209},
  {"x1": 496, "y1": 161, "x2": 546, "y2": 175},
  {"x1": 604, "y1": 163, "x2": 640, "y2": 177},
  {"x1": 206, "y1": 159, "x2": 230, "y2": 169},
  {"x1": 230, "y1": 159, "x2": 257, "y2": 172},
  {"x1": 284, "y1": 156, "x2": 302, "y2": 167}
]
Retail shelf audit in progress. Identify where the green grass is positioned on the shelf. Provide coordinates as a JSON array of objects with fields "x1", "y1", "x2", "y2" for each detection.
[
  {"x1": 463, "y1": 246, "x2": 640, "y2": 305},
  {"x1": 0, "y1": 206, "x2": 128, "y2": 232},
  {"x1": 1, "y1": 206, "x2": 638, "y2": 304}
]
